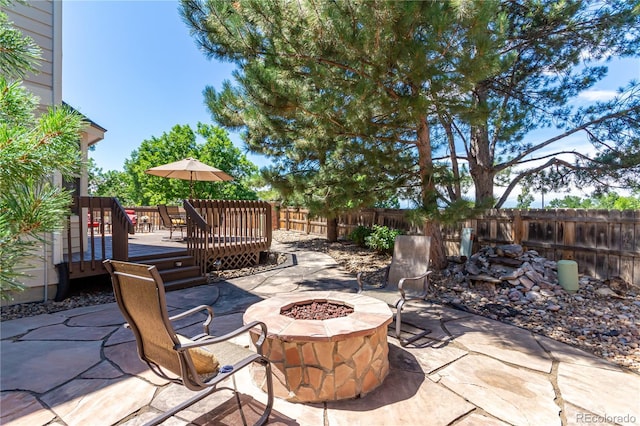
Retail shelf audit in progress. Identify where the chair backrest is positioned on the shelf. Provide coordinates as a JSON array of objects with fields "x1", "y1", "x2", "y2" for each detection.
[
  {"x1": 166, "y1": 205, "x2": 181, "y2": 216},
  {"x1": 157, "y1": 204, "x2": 172, "y2": 227},
  {"x1": 387, "y1": 235, "x2": 432, "y2": 288},
  {"x1": 104, "y1": 260, "x2": 191, "y2": 380}
]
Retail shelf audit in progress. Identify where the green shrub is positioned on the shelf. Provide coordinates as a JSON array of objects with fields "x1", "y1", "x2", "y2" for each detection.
[
  {"x1": 365, "y1": 225, "x2": 404, "y2": 253},
  {"x1": 349, "y1": 225, "x2": 373, "y2": 247}
]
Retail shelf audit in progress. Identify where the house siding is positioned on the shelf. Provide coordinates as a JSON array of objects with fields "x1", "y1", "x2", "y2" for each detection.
[
  {"x1": 3, "y1": 1, "x2": 60, "y2": 107},
  {"x1": 2, "y1": 1, "x2": 63, "y2": 305}
]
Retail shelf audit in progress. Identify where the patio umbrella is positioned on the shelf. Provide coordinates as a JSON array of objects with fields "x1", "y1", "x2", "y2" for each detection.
[{"x1": 145, "y1": 157, "x2": 233, "y2": 198}]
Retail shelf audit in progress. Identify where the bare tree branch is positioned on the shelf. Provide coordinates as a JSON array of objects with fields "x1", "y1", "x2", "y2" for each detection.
[
  {"x1": 496, "y1": 158, "x2": 575, "y2": 208},
  {"x1": 494, "y1": 105, "x2": 639, "y2": 173}
]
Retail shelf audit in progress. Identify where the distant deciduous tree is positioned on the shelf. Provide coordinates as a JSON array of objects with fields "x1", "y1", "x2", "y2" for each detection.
[
  {"x1": 547, "y1": 196, "x2": 593, "y2": 209},
  {"x1": 516, "y1": 187, "x2": 535, "y2": 209},
  {"x1": 547, "y1": 192, "x2": 640, "y2": 210},
  {"x1": 88, "y1": 159, "x2": 134, "y2": 205},
  {"x1": 120, "y1": 123, "x2": 258, "y2": 205}
]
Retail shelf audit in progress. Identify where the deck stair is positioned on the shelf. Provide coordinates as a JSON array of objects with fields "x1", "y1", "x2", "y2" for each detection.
[{"x1": 130, "y1": 252, "x2": 208, "y2": 291}]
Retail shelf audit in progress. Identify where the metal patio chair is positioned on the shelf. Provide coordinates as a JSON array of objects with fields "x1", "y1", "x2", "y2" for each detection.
[
  {"x1": 357, "y1": 235, "x2": 432, "y2": 346},
  {"x1": 158, "y1": 204, "x2": 187, "y2": 239},
  {"x1": 104, "y1": 259, "x2": 273, "y2": 425}
]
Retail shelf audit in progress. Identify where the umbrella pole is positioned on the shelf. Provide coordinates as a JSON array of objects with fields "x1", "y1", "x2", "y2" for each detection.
[{"x1": 190, "y1": 173, "x2": 194, "y2": 199}]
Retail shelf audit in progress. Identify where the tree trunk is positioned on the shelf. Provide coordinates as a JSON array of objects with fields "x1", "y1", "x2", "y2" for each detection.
[
  {"x1": 416, "y1": 116, "x2": 435, "y2": 208},
  {"x1": 416, "y1": 116, "x2": 448, "y2": 269},
  {"x1": 468, "y1": 85, "x2": 496, "y2": 207},
  {"x1": 471, "y1": 164, "x2": 495, "y2": 207},
  {"x1": 439, "y1": 115, "x2": 462, "y2": 201},
  {"x1": 424, "y1": 221, "x2": 448, "y2": 270},
  {"x1": 326, "y1": 217, "x2": 338, "y2": 242}
]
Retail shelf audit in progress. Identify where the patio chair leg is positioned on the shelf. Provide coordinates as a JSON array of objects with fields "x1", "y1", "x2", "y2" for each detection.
[
  {"x1": 232, "y1": 374, "x2": 249, "y2": 426},
  {"x1": 395, "y1": 302, "x2": 404, "y2": 341},
  {"x1": 144, "y1": 359, "x2": 274, "y2": 426},
  {"x1": 395, "y1": 302, "x2": 431, "y2": 347},
  {"x1": 144, "y1": 385, "x2": 219, "y2": 426},
  {"x1": 227, "y1": 358, "x2": 273, "y2": 426},
  {"x1": 257, "y1": 359, "x2": 274, "y2": 426}
]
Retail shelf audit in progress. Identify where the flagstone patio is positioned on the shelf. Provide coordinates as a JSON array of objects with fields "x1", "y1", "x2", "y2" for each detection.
[{"x1": 1, "y1": 241, "x2": 639, "y2": 426}]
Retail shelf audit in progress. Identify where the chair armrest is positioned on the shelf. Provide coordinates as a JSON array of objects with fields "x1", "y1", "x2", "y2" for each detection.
[
  {"x1": 176, "y1": 320, "x2": 269, "y2": 354},
  {"x1": 397, "y1": 270, "x2": 432, "y2": 300},
  {"x1": 170, "y1": 305, "x2": 214, "y2": 335}
]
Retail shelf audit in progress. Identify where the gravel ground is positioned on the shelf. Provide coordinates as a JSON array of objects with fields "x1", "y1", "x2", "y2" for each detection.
[{"x1": 2, "y1": 229, "x2": 638, "y2": 374}]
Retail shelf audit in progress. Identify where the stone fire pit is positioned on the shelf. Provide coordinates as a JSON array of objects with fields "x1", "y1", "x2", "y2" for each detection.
[{"x1": 243, "y1": 291, "x2": 393, "y2": 403}]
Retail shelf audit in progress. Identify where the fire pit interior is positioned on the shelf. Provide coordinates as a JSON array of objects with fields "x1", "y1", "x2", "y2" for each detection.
[
  {"x1": 280, "y1": 299, "x2": 354, "y2": 320},
  {"x1": 243, "y1": 291, "x2": 392, "y2": 403}
]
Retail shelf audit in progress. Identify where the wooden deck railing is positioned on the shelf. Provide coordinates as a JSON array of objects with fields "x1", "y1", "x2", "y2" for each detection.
[
  {"x1": 183, "y1": 200, "x2": 211, "y2": 275},
  {"x1": 58, "y1": 198, "x2": 272, "y2": 299},
  {"x1": 63, "y1": 197, "x2": 135, "y2": 274},
  {"x1": 187, "y1": 199, "x2": 272, "y2": 271},
  {"x1": 56, "y1": 197, "x2": 135, "y2": 300}
]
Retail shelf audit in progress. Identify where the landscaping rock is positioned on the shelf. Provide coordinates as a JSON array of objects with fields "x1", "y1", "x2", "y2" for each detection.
[
  {"x1": 433, "y1": 242, "x2": 639, "y2": 373},
  {"x1": 496, "y1": 244, "x2": 524, "y2": 258}
]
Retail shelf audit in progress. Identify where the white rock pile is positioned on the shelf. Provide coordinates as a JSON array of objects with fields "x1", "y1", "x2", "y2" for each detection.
[{"x1": 436, "y1": 244, "x2": 640, "y2": 373}]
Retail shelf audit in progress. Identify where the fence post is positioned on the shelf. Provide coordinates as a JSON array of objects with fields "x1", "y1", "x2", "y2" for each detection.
[
  {"x1": 285, "y1": 208, "x2": 290, "y2": 231},
  {"x1": 563, "y1": 209, "x2": 576, "y2": 260},
  {"x1": 270, "y1": 202, "x2": 280, "y2": 230},
  {"x1": 513, "y1": 210, "x2": 523, "y2": 245}
]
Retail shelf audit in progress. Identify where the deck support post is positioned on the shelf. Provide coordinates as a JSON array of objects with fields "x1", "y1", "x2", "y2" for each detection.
[{"x1": 54, "y1": 262, "x2": 70, "y2": 301}]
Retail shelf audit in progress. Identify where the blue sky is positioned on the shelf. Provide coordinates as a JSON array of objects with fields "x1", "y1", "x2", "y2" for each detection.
[
  {"x1": 62, "y1": 1, "x2": 639, "y2": 207},
  {"x1": 62, "y1": 0, "x2": 268, "y2": 172}
]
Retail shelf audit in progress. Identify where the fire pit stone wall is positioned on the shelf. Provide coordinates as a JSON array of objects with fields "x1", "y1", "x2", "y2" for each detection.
[{"x1": 244, "y1": 291, "x2": 393, "y2": 403}]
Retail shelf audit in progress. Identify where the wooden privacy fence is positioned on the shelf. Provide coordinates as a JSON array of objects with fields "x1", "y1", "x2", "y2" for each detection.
[
  {"x1": 275, "y1": 206, "x2": 640, "y2": 285},
  {"x1": 277, "y1": 207, "x2": 417, "y2": 236},
  {"x1": 460, "y1": 209, "x2": 640, "y2": 286}
]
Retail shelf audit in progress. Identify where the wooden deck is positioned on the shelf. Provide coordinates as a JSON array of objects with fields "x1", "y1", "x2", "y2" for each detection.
[
  {"x1": 70, "y1": 229, "x2": 269, "y2": 262},
  {"x1": 59, "y1": 197, "x2": 273, "y2": 300},
  {"x1": 70, "y1": 229, "x2": 190, "y2": 262}
]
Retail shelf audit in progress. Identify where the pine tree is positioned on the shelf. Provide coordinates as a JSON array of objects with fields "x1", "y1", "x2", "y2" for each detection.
[
  {"x1": 0, "y1": 2, "x2": 84, "y2": 299},
  {"x1": 182, "y1": 0, "x2": 463, "y2": 264},
  {"x1": 181, "y1": 0, "x2": 640, "y2": 267},
  {"x1": 447, "y1": 1, "x2": 640, "y2": 207}
]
